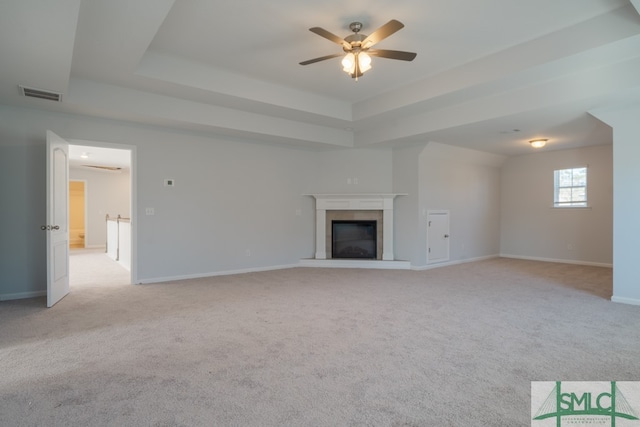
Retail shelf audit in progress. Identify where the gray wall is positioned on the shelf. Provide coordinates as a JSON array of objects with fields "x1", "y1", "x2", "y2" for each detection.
[
  {"x1": 392, "y1": 142, "x2": 504, "y2": 267},
  {"x1": 69, "y1": 167, "x2": 130, "y2": 248},
  {"x1": 500, "y1": 145, "x2": 613, "y2": 265},
  {"x1": 591, "y1": 104, "x2": 640, "y2": 304},
  {"x1": 417, "y1": 143, "x2": 504, "y2": 266},
  {"x1": 392, "y1": 143, "x2": 423, "y2": 265},
  {"x1": 0, "y1": 104, "x2": 398, "y2": 297},
  {"x1": 0, "y1": 103, "x2": 617, "y2": 301}
]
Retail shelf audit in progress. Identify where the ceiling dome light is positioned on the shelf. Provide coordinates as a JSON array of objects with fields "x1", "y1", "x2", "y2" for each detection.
[{"x1": 529, "y1": 139, "x2": 547, "y2": 148}]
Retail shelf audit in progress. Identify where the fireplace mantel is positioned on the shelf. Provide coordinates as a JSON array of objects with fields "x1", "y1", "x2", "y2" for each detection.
[{"x1": 306, "y1": 193, "x2": 407, "y2": 265}]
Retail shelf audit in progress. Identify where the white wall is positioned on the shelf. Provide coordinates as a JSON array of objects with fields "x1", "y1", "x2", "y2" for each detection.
[
  {"x1": 0, "y1": 104, "x2": 396, "y2": 298},
  {"x1": 0, "y1": 102, "x2": 619, "y2": 302},
  {"x1": 417, "y1": 143, "x2": 504, "y2": 266},
  {"x1": 69, "y1": 167, "x2": 130, "y2": 248},
  {"x1": 500, "y1": 145, "x2": 613, "y2": 266},
  {"x1": 311, "y1": 147, "x2": 393, "y2": 193},
  {"x1": 590, "y1": 104, "x2": 640, "y2": 304},
  {"x1": 392, "y1": 143, "x2": 424, "y2": 265}
]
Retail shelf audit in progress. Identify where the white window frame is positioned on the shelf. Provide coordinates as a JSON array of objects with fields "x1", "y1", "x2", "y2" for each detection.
[{"x1": 553, "y1": 166, "x2": 588, "y2": 208}]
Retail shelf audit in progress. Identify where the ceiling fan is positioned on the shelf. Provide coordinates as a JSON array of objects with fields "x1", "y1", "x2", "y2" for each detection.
[{"x1": 299, "y1": 19, "x2": 417, "y2": 80}]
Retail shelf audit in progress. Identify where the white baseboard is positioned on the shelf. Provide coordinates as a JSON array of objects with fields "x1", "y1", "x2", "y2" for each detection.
[
  {"x1": 0, "y1": 290, "x2": 46, "y2": 301},
  {"x1": 411, "y1": 254, "x2": 499, "y2": 271},
  {"x1": 611, "y1": 295, "x2": 640, "y2": 306},
  {"x1": 136, "y1": 263, "x2": 300, "y2": 284},
  {"x1": 499, "y1": 254, "x2": 612, "y2": 268}
]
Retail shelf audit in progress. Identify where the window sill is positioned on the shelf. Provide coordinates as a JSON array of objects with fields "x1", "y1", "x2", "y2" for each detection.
[{"x1": 550, "y1": 206, "x2": 592, "y2": 210}]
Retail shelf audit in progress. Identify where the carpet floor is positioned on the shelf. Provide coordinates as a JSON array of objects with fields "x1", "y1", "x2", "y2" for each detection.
[{"x1": 1, "y1": 258, "x2": 639, "y2": 426}]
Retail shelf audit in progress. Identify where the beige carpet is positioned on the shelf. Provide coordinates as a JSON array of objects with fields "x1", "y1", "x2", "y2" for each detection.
[
  {"x1": 69, "y1": 248, "x2": 130, "y2": 288},
  {"x1": 1, "y1": 258, "x2": 638, "y2": 426}
]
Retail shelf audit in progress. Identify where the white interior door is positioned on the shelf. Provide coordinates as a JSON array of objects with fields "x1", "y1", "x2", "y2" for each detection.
[
  {"x1": 46, "y1": 131, "x2": 70, "y2": 307},
  {"x1": 427, "y1": 210, "x2": 450, "y2": 264}
]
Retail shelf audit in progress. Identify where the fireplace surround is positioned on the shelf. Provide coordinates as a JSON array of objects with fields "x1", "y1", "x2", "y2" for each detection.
[{"x1": 306, "y1": 194, "x2": 407, "y2": 266}]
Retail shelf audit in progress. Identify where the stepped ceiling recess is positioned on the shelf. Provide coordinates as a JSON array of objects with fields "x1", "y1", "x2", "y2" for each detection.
[{"x1": 2, "y1": 0, "x2": 640, "y2": 157}]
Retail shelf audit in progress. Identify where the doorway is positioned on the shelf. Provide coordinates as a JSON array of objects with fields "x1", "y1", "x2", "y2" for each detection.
[{"x1": 67, "y1": 141, "x2": 135, "y2": 288}]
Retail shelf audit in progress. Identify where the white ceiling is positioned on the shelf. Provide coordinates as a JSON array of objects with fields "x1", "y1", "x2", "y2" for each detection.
[{"x1": 2, "y1": 0, "x2": 640, "y2": 164}]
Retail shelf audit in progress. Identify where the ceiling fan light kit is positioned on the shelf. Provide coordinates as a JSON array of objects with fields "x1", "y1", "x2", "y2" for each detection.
[{"x1": 300, "y1": 19, "x2": 416, "y2": 80}]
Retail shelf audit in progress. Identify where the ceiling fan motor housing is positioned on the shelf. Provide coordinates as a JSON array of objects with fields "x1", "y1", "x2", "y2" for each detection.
[{"x1": 349, "y1": 22, "x2": 363, "y2": 33}]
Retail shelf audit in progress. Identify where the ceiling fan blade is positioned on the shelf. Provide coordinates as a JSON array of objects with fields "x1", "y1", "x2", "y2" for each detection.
[
  {"x1": 309, "y1": 27, "x2": 351, "y2": 50},
  {"x1": 368, "y1": 49, "x2": 417, "y2": 61},
  {"x1": 362, "y1": 20, "x2": 404, "y2": 49},
  {"x1": 299, "y1": 53, "x2": 344, "y2": 66}
]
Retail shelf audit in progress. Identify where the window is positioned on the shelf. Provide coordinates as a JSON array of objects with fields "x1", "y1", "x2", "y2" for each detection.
[{"x1": 554, "y1": 167, "x2": 587, "y2": 207}]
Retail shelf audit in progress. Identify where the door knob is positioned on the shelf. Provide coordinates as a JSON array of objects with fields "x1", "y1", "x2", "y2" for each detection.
[
  {"x1": 444, "y1": 234, "x2": 449, "y2": 238},
  {"x1": 52, "y1": 225, "x2": 60, "y2": 230},
  {"x1": 40, "y1": 225, "x2": 48, "y2": 230}
]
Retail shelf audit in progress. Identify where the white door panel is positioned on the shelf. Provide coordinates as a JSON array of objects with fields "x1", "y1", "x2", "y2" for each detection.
[
  {"x1": 46, "y1": 131, "x2": 70, "y2": 307},
  {"x1": 427, "y1": 210, "x2": 450, "y2": 264}
]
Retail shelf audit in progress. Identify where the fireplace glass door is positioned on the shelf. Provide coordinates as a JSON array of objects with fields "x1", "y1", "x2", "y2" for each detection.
[{"x1": 332, "y1": 220, "x2": 377, "y2": 259}]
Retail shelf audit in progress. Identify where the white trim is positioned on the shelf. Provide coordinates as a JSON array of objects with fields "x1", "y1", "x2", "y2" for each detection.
[
  {"x1": 611, "y1": 295, "x2": 640, "y2": 306},
  {"x1": 299, "y1": 259, "x2": 411, "y2": 269},
  {"x1": 69, "y1": 139, "x2": 136, "y2": 285},
  {"x1": 0, "y1": 291, "x2": 47, "y2": 301},
  {"x1": 499, "y1": 253, "x2": 612, "y2": 268},
  {"x1": 549, "y1": 206, "x2": 592, "y2": 210},
  {"x1": 413, "y1": 254, "x2": 499, "y2": 271},
  {"x1": 307, "y1": 193, "x2": 406, "y2": 261},
  {"x1": 553, "y1": 166, "x2": 588, "y2": 207},
  {"x1": 136, "y1": 263, "x2": 300, "y2": 284}
]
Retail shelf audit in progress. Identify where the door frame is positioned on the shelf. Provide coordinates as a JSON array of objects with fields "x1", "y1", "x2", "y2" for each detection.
[
  {"x1": 66, "y1": 139, "x2": 137, "y2": 285},
  {"x1": 427, "y1": 209, "x2": 450, "y2": 264}
]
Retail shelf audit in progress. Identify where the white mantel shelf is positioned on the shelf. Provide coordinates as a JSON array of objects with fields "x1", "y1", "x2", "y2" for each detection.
[
  {"x1": 304, "y1": 193, "x2": 408, "y2": 269},
  {"x1": 307, "y1": 193, "x2": 407, "y2": 206}
]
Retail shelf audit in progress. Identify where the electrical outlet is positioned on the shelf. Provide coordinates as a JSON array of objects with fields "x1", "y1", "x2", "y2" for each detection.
[
  {"x1": 164, "y1": 179, "x2": 175, "y2": 187},
  {"x1": 353, "y1": 177, "x2": 359, "y2": 184},
  {"x1": 145, "y1": 207, "x2": 155, "y2": 215},
  {"x1": 245, "y1": 249, "x2": 251, "y2": 256},
  {"x1": 347, "y1": 178, "x2": 352, "y2": 184}
]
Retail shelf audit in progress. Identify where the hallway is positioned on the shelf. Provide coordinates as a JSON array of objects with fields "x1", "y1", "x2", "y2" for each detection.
[{"x1": 69, "y1": 248, "x2": 130, "y2": 288}]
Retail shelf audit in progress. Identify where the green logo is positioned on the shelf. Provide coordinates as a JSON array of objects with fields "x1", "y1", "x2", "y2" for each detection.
[{"x1": 532, "y1": 381, "x2": 640, "y2": 427}]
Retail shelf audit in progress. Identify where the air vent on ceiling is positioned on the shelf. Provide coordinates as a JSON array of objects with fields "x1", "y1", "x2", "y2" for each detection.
[{"x1": 19, "y1": 85, "x2": 62, "y2": 102}]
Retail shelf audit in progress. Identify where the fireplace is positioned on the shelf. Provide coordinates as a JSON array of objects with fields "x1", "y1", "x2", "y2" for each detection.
[
  {"x1": 307, "y1": 193, "x2": 406, "y2": 262},
  {"x1": 303, "y1": 194, "x2": 410, "y2": 269},
  {"x1": 332, "y1": 220, "x2": 377, "y2": 259}
]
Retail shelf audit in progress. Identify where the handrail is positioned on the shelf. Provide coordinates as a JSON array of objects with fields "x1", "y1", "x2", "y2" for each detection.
[{"x1": 105, "y1": 214, "x2": 130, "y2": 260}]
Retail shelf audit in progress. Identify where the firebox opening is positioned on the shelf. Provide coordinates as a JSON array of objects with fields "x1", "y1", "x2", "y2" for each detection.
[{"x1": 332, "y1": 220, "x2": 377, "y2": 259}]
